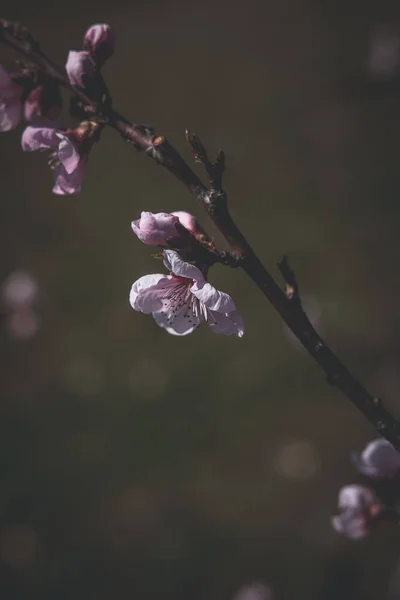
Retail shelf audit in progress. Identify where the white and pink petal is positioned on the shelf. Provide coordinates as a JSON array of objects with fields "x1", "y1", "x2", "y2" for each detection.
[
  {"x1": 207, "y1": 309, "x2": 244, "y2": 337},
  {"x1": 56, "y1": 134, "x2": 80, "y2": 174},
  {"x1": 191, "y1": 281, "x2": 237, "y2": 313},
  {"x1": 163, "y1": 249, "x2": 204, "y2": 281},
  {"x1": 0, "y1": 98, "x2": 22, "y2": 132},
  {"x1": 129, "y1": 274, "x2": 175, "y2": 314},
  {"x1": 153, "y1": 309, "x2": 201, "y2": 336},
  {"x1": 21, "y1": 125, "x2": 60, "y2": 151}
]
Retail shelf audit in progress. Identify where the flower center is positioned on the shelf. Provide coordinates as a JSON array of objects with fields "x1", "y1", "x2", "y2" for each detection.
[{"x1": 160, "y1": 277, "x2": 207, "y2": 326}]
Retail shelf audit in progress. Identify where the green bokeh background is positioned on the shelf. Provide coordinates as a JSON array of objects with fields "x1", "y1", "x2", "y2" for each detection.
[{"x1": 1, "y1": 0, "x2": 400, "y2": 598}]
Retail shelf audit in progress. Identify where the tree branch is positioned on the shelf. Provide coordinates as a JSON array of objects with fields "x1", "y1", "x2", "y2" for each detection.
[{"x1": 2, "y1": 19, "x2": 400, "y2": 449}]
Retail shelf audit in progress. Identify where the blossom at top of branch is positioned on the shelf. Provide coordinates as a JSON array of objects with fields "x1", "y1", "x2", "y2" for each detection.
[
  {"x1": 21, "y1": 120, "x2": 100, "y2": 195},
  {"x1": 131, "y1": 212, "x2": 182, "y2": 246},
  {"x1": 352, "y1": 438, "x2": 400, "y2": 479},
  {"x1": 66, "y1": 51, "x2": 96, "y2": 89},
  {"x1": 130, "y1": 249, "x2": 244, "y2": 337},
  {"x1": 0, "y1": 64, "x2": 23, "y2": 131},
  {"x1": 331, "y1": 484, "x2": 383, "y2": 539},
  {"x1": 83, "y1": 24, "x2": 115, "y2": 66}
]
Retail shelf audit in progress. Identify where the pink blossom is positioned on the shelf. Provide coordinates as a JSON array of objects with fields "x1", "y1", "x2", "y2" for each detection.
[
  {"x1": 331, "y1": 484, "x2": 382, "y2": 539},
  {"x1": 1, "y1": 271, "x2": 38, "y2": 310},
  {"x1": 66, "y1": 51, "x2": 96, "y2": 88},
  {"x1": 233, "y1": 582, "x2": 274, "y2": 600},
  {"x1": 352, "y1": 439, "x2": 400, "y2": 479},
  {"x1": 131, "y1": 212, "x2": 181, "y2": 246},
  {"x1": 84, "y1": 24, "x2": 115, "y2": 65},
  {"x1": 21, "y1": 125, "x2": 86, "y2": 195},
  {"x1": 0, "y1": 65, "x2": 23, "y2": 131},
  {"x1": 171, "y1": 211, "x2": 199, "y2": 234},
  {"x1": 130, "y1": 249, "x2": 244, "y2": 337}
]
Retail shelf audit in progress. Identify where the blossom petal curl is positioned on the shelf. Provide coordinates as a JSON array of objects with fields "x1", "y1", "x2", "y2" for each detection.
[
  {"x1": 21, "y1": 125, "x2": 59, "y2": 151},
  {"x1": 129, "y1": 274, "x2": 172, "y2": 314},
  {"x1": 191, "y1": 281, "x2": 237, "y2": 313},
  {"x1": 163, "y1": 249, "x2": 204, "y2": 281}
]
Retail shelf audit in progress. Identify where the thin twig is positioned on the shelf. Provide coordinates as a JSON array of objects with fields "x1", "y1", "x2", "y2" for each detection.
[{"x1": 2, "y1": 19, "x2": 400, "y2": 449}]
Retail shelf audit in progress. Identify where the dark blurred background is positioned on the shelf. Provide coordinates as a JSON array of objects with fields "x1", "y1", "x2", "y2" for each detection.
[{"x1": 2, "y1": 0, "x2": 400, "y2": 598}]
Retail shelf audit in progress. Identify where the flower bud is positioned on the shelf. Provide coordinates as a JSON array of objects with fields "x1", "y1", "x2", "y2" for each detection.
[
  {"x1": 83, "y1": 24, "x2": 115, "y2": 66},
  {"x1": 171, "y1": 211, "x2": 199, "y2": 233},
  {"x1": 331, "y1": 484, "x2": 382, "y2": 539},
  {"x1": 171, "y1": 210, "x2": 210, "y2": 241},
  {"x1": 66, "y1": 51, "x2": 96, "y2": 88},
  {"x1": 131, "y1": 212, "x2": 181, "y2": 246},
  {"x1": 352, "y1": 438, "x2": 400, "y2": 479}
]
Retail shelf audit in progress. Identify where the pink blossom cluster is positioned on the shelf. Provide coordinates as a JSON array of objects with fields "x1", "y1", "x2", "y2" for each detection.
[
  {"x1": 0, "y1": 24, "x2": 113, "y2": 195},
  {"x1": 332, "y1": 438, "x2": 400, "y2": 539},
  {"x1": 2, "y1": 21, "x2": 244, "y2": 338},
  {"x1": 129, "y1": 211, "x2": 244, "y2": 337}
]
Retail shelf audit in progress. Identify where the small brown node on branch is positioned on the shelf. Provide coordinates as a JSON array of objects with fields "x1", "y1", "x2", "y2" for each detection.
[
  {"x1": 153, "y1": 136, "x2": 165, "y2": 147},
  {"x1": 277, "y1": 255, "x2": 299, "y2": 301}
]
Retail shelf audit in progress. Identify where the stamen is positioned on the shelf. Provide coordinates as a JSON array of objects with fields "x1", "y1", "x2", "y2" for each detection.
[{"x1": 48, "y1": 152, "x2": 61, "y2": 170}]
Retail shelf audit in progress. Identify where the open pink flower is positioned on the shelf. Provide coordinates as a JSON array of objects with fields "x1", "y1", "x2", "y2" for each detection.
[
  {"x1": 0, "y1": 65, "x2": 23, "y2": 131},
  {"x1": 131, "y1": 212, "x2": 181, "y2": 246},
  {"x1": 130, "y1": 250, "x2": 244, "y2": 337},
  {"x1": 21, "y1": 125, "x2": 87, "y2": 195},
  {"x1": 352, "y1": 439, "x2": 400, "y2": 479},
  {"x1": 331, "y1": 484, "x2": 382, "y2": 539}
]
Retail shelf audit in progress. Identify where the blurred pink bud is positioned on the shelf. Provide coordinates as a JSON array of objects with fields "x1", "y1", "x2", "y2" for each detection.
[
  {"x1": 22, "y1": 124, "x2": 87, "y2": 195},
  {"x1": 130, "y1": 249, "x2": 244, "y2": 337},
  {"x1": 352, "y1": 438, "x2": 400, "y2": 479},
  {"x1": 0, "y1": 65, "x2": 23, "y2": 131},
  {"x1": 7, "y1": 309, "x2": 39, "y2": 341},
  {"x1": 332, "y1": 484, "x2": 382, "y2": 539},
  {"x1": 131, "y1": 212, "x2": 181, "y2": 246},
  {"x1": 66, "y1": 51, "x2": 96, "y2": 88},
  {"x1": 233, "y1": 582, "x2": 275, "y2": 600},
  {"x1": 1, "y1": 271, "x2": 38, "y2": 310},
  {"x1": 171, "y1": 211, "x2": 203, "y2": 235},
  {"x1": 84, "y1": 24, "x2": 115, "y2": 65}
]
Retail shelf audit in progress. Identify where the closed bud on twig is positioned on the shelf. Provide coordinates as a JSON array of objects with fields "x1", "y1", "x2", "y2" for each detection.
[
  {"x1": 352, "y1": 438, "x2": 400, "y2": 479},
  {"x1": 83, "y1": 24, "x2": 115, "y2": 66},
  {"x1": 66, "y1": 50, "x2": 96, "y2": 89},
  {"x1": 131, "y1": 212, "x2": 182, "y2": 246}
]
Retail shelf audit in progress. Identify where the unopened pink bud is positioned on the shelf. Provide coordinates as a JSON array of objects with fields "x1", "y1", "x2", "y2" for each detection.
[
  {"x1": 131, "y1": 212, "x2": 181, "y2": 246},
  {"x1": 352, "y1": 438, "x2": 400, "y2": 479},
  {"x1": 171, "y1": 211, "x2": 199, "y2": 233},
  {"x1": 66, "y1": 51, "x2": 96, "y2": 88},
  {"x1": 83, "y1": 24, "x2": 115, "y2": 66}
]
